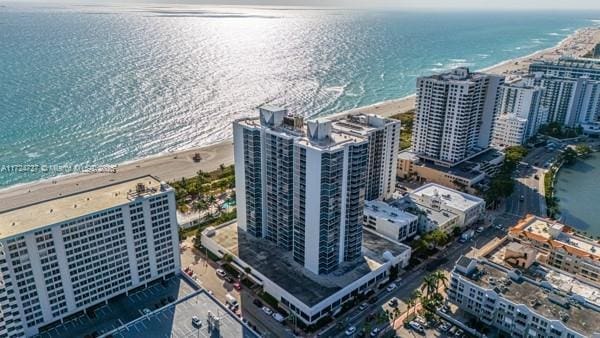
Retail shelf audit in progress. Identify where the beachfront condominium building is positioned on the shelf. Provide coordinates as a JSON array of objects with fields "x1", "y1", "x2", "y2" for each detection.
[
  {"x1": 448, "y1": 256, "x2": 600, "y2": 338},
  {"x1": 0, "y1": 176, "x2": 180, "y2": 337},
  {"x1": 491, "y1": 81, "x2": 548, "y2": 148},
  {"x1": 233, "y1": 106, "x2": 370, "y2": 275},
  {"x1": 529, "y1": 56, "x2": 600, "y2": 81},
  {"x1": 412, "y1": 67, "x2": 504, "y2": 167},
  {"x1": 330, "y1": 114, "x2": 400, "y2": 201},
  {"x1": 509, "y1": 215, "x2": 600, "y2": 287},
  {"x1": 523, "y1": 73, "x2": 600, "y2": 127}
]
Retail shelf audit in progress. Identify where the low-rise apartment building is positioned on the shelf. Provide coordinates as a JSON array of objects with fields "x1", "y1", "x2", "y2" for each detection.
[
  {"x1": 363, "y1": 200, "x2": 418, "y2": 242},
  {"x1": 448, "y1": 256, "x2": 600, "y2": 338},
  {"x1": 509, "y1": 215, "x2": 600, "y2": 286},
  {"x1": 409, "y1": 183, "x2": 485, "y2": 231}
]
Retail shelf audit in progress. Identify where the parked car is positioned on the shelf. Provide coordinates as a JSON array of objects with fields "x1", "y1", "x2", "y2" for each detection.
[
  {"x1": 387, "y1": 298, "x2": 398, "y2": 307},
  {"x1": 262, "y1": 306, "x2": 273, "y2": 316},
  {"x1": 233, "y1": 282, "x2": 242, "y2": 291},
  {"x1": 142, "y1": 308, "x2": 151, "y2": 315},
  {"x1": 272, "y1": 312, "x2": 285, "y2": 322},
  {"x1": 439, "y1": 322, "x2": 451, "y2": 332},
  {"x1": 409, "y1": 321, "x2": 425, "y2": 333},
  {"x1": 224, "y1": 275, "x2": 235, "y2": 283},
  {"x1": 476, "y1": 226, "x2": 484, "y2": 233},
  {"x1": 358, "y1": 303, "x2": 368, "y2": 311},
  {"x1": 344, "y1": 326, "x2": 356, "y2": 336},
  {"x1": 386, "y1": 283, "x2": 397, "y2": 292},
  {"x1": 192, "y1": 316, "x2": 202, "y2": 327},
  {"x1": 370, "y1": 327, "x2": 380, "y2": 337},
  {"x1": 253, "y1": 299, "x2": 263, "y2": 308},
  {"x1": 216, "y1": 269, "x2": 227, "y2": 278}
]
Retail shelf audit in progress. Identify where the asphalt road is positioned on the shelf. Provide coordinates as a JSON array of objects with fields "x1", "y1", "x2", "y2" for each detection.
[{"x1": 322, "y1": 226, "x2": 505, "y2": 338}]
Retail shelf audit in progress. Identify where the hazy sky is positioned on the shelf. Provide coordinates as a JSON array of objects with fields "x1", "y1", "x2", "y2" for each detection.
[{"x1": 13, "y1": 0, "x2": 600, "y2": 10}]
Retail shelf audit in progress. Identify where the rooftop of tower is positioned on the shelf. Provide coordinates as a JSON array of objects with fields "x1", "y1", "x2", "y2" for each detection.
[{"x1": 0, "y1": 175, "x2": 167, "y2": 240}]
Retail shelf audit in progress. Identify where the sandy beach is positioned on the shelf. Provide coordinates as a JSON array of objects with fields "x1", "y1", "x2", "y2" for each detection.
[{"x1": 2, "y1": 26, "x2": 600, "y2": 212}]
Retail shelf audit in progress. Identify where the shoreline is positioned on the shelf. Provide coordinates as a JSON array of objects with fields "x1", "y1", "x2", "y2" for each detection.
[{"x1": 2, "y1": 26, "x2": 600, "y2": 211}]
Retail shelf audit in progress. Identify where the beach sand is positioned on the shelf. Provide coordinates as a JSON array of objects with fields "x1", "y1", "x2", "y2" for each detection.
[{"x1": 2, "y1": 26, "x2": 600, "y2": 211}]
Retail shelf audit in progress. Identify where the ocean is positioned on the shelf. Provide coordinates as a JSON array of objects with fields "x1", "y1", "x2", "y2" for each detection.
[{"x1": 1, "y1": 4, "x2": 599, "y2": 187}]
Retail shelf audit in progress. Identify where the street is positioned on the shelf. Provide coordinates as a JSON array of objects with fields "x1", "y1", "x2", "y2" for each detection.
[{"x1": 321, "y1": 226, "x2": 505, "y2": 338}]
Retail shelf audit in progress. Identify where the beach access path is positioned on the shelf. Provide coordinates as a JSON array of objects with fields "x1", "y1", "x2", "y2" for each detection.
[{"x1": 2, "y1": 27, "x2": 600, "y2": 211}]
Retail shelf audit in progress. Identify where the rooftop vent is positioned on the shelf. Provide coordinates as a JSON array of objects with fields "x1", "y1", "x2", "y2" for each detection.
[{"x1": 136, "y1": 183, "x2": 146, "y2": 194}]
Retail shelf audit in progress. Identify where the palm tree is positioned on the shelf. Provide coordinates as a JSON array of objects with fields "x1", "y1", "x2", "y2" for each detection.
[
  {"x1": 207, "y1": 194, "x2": 217, "y2": 211},
  {"x1": 421, "y1": 275, "x2": 437, "y2": 301},
  {"x1": 408, "y1": 290, "x2": 422, "y2": 316},
  {"x1": 431, "y1": 270, "x2": 448, "y2": 293}
]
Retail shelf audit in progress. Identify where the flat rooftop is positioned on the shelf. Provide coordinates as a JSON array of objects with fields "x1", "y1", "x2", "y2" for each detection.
[
  {"x1": 236, "y1": 118, "x2": 366, "y2": 151},
  {"x1": 411, "y1": 183, "x2": 484, "y2": 211},
  {"x1": 457, "y1": 259, "x2": 600, "y2": 337},
  {"x1": 390, "y1": 197, "x2": 458, "y2": 227},
  {"x1": 103, "y1": 289, "x2": 258, "y2": 338},
  {"x1": 207, "y1": 223, "x2": 409, "y2": 307},
  {"x1": 364, "y1": 200, "x2": 418, "y2": 225},
  {"x1": 0, "y1": 175, "x2": 165, "y2": 240}
]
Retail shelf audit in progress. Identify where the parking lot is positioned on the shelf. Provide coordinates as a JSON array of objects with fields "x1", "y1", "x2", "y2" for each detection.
[
  {"x1": 106, "y1": 290, "x2": 258, "y2": 338},
  {"x1": 35, "y1": 275, "x2": 196, "y2": 338}
]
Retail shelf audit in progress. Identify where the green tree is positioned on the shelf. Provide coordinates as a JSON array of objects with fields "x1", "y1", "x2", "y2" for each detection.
[{"x1": 575, "y1": 144, "x2": 592, "y2": 158}]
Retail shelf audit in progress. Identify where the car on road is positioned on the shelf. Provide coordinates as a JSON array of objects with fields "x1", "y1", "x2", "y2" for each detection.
[
  {"x1": 476, "y1": 226, "x2": 484, "y2": 233},
  {"x1": 358, "y1": 303, "x2": 368, "y2": 311},
  {"x1": 370, "y1": 327, "x2": 380, "y2": 337},
  {"x1": 344, "y1": 326, "x2": 356, "y2": 336},
  {"x1": 519, "y1": 195, "x2": 525, "y2": 201},
  {"x1": 386, "y1": 283, "x2": 397, "y2": 292},
  {"x1": 368, "y1": 296, "x2": 378, "y2": 304},
  {"x1": 262, "y1": 306, "x2": 273, "y2": 316},
  {"x1": 272, "y1": 312, "x2": 285, "y2": 322},
  {"x1": 439, "y1": 322, "x2": 451, "y2": 332},
  {"x1": 192, "y1": 316, "x2": 202, "y2": 327},
  {"x1": 216, "y1": 269, "x2": 227, "y2": 278},
  {"x1": 253, "y1": 298, "x2": 263, "y2": 308},
  {"x1": 409, "y1": 321, "x2": 425, "y2": 333}
]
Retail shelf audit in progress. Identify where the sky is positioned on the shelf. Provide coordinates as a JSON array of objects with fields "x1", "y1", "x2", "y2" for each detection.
[{"x1": 10, "y1": 0, "x2": 600, "y2": 10}]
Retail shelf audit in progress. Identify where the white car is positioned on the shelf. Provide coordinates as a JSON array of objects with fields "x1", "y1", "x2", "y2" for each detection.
[
  {"x1": 192, "y1": 316, "x2": 202, "y2": 327},
  {"x1": 370, "y1": 327, "x2": 380, "y2": 337},
  {"x1": 272, "y1": 312, "x2": 285, "y2": 322},
  {"x1": 386, "y1": 283, "x2": 397, "y2": 292},
  {"x1": 358, "y1": 303, "x2": 368, "y2": 311},
  {"x1": 476, "y1": 226, "x2": 484, "y2": 233},
  {"x1": 261, "y1": 306, "x2": 273, "y2": 316},
  {"x1": 409, "y1": 321, "x2": 425, "y2": 333},
  {"x1": 344, "y1": 326, "x2": 356, "y2": 336},
  {"x1": 142, "y1": 308, "x2": 151, "y2": 315},
  {"x1": 216, "y1": 269, "x2": 227, "y2": 278}
]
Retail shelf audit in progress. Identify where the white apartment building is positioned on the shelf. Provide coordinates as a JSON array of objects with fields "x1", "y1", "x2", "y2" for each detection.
[
  {"x1": 409, "y1": 183, "x2": 485, "y2": 231},
  {"x1": 492, "y1": 81, "x2": 548, "y2": 148},
  {"x1": 448, "y1": 256, "x2": 600, "y2": 338},
  {"x1": 412, "y1": 67, "x2": 504, "y2": 167},
  {"x1": 331, "y1": 114, "x2": 400, "y2": 201},
  {"x1": 0, "y1": 176, "x2": 180, "y2": 337},
  {"x1": 233, "y1": 106, "x2": 369, "y2": 275},
  {"x1": 492, "y1": 114, "x2": 529, "y2": 148},
  {"x1": 524, "y1": 72, "x2": 600, "y2": 127},
  {"x1": 363, "y1": 200, "x2": 418, "y2": 242}
]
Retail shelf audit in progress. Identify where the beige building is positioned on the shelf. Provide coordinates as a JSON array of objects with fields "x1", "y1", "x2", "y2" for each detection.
[
  {"x1": 397, "y1": 149, "x2": 504, "y2": 194},
  {"x1": 509, "y1": 215, "x2": 600, "y2": 286}
]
